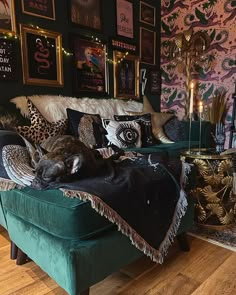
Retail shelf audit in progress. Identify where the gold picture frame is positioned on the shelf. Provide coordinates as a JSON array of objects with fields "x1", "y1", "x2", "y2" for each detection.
[
  {"x1": 20, "y1": 24, "x2": 63, "y2": 87},
  {"x1": 0, "y1": 0, "x2": 16, "y2": 34},
  {"x1": 21, "y1": 0, "x2": 56, "y2": 20},
  {"x1": 113, "y1": 50, "x2": 139, "y2": 99}
]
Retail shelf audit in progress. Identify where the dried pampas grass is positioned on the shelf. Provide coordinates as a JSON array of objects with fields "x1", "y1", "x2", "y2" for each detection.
[{"x1": 207, "y1": 90, "x2": 228, "y2": 124}]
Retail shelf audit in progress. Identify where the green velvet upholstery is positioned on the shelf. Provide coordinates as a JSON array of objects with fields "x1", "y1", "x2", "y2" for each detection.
[
  {"x1": 1, "y1": 188, "x2": 113, "y2": 240},
  {"x1": 0, "y1": 117, "x2": 207, "y2": 294},
  {"x1": 4, "y1": 197, "x2": 194, "y2": 295}
]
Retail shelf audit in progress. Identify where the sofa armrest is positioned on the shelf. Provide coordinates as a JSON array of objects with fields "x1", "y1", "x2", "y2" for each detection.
[{"x1": 183, "y1": 121, "x2": 212, "y2": 148}]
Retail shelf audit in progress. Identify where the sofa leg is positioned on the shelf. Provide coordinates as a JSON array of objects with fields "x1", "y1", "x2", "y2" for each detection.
[
  {"x1": 10, "y1": 241, "x2": 18, "y2": 260},
  {"x1": 77, "y1": 289, "x2": 90, "y2": 295},
  {"x1": 16, "y1": 249, "x2": 29, "y2": 265},
  {"x1": 177, "y1": 232, "x2": 190, "y2": 252}
]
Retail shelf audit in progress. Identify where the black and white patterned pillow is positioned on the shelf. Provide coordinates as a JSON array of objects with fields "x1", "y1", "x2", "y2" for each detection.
[
  {"x1": 102, "y1": 119, "x2": 141, "y2": 148},
  {"x1": 114, "y1": 113, "x2": 155, "y2": 147},
  {"x1": 66, "y1": 108, "x2": 107, "y2": 148}
]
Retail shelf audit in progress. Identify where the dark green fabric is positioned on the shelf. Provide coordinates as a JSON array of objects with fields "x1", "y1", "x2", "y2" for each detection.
[
  {"x1": 1, "y1": 188, "x2": 113, "y2": 239},
  {"x1": 0, "y1": 195, "x2": 7, "y2": 229},
  {"x1": 125, "y1": 140, "x2": 200, "y2": 158},
  {"x1": 6, "y1": 205, "x2": 193, "y2": 295},
  {"x1": 183, "y1": 121, "x2": 212, "y2": 147}
]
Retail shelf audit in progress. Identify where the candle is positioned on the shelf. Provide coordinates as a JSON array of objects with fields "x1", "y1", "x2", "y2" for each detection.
[
  {"x1": 189, "y1": 82, "x2": 194, "y2": 115},
  {"x1": 199, "y1": 101, "x2": 203, "y2": 113}
]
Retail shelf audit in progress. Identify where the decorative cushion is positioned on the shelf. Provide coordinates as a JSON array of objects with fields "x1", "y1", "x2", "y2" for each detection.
[
  {"x1": 0, "y1": 130, "x2": 26, "y2": 179},
  {"x1": 163, "y1": 117, "x2": 185, "y2": 142},
  {"x1": 66, "y1": 108, "x2": 107, "y2": 148},
  {"x1": 127, "y1": 96, "x2": 174, "y2": 144},
  {"x1": 114, "y1": 113, "x2": 155, "y2": 147},
  {"x1": 102, "y1": 119, "x2": 141, "y2": 148},
  {"x1": 1, "y1": 187, "x2": 114, "y2": 240},
  {"x1": 16, "y1": 99, "x2": 67, "y2": 144}
]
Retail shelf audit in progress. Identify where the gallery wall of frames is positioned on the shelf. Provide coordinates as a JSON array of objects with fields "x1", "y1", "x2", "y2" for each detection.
[{"x1": 0, "y1": 0, "x2": 161, "y2": 109}]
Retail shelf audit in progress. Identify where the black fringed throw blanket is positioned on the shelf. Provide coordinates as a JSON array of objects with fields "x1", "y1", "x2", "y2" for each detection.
[
  {"x1": 0, "y1": 147, "x2": 189, "y2": 263},
  {"x1": 47, "y1": 153, "x2": 188, "y2": 263}
]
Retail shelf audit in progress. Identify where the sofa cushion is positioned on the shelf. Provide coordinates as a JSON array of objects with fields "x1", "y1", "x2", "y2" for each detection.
[
  {"x1": 17, "y1": 99, "x2": 67, "y2": 144},
  {"x1": 66, "y1": 108, "x2": 107, "y2": 148},
  {"x1": 1, "y1": 187, "x2": 113, "y2": 239},
  {"x1": 114, "y1": 113, "x2": 155, "y2": 147},
  {"x1": 0, "y1": 130, "x2": 26, "y2": 179},
  {"x1": 163, "y1": 117, "x2": 185, "y2": 142},
  {"x1": 102, "y1": 119, "x2": 142, "y2": 148}
]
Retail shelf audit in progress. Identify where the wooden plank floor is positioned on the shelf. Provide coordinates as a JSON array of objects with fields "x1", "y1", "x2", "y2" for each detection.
[{"x1": 1, "y1": 229, "x2": 236, "y2": 295}]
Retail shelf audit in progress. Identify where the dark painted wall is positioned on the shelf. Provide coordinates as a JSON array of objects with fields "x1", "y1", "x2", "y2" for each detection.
[{"x1": 0, "y1": 0, "x2": 161, "y2": 110}]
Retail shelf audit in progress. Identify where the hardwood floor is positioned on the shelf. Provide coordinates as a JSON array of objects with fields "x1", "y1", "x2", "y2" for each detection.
[{"x1": 0, "y1": 229, "x2": 236, "y2": 295}]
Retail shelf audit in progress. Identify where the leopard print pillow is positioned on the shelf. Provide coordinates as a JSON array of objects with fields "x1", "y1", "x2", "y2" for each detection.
[{"x1": 17, "y1": 99, "x2": 67, "y2": 144}]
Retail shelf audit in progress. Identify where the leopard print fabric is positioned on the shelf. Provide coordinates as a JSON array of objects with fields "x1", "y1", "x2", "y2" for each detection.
[{"x1": 17, "y1": 99, "x2": 67, "y2": 144}]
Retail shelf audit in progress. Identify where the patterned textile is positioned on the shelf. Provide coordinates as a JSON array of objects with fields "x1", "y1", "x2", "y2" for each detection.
[
  {"x1": 0, "y1": 131, "x2": 26, "y2": 179},
  {"x1": 114, "y1": 113, "x2": 155, "y2": 147},
  {"x1": 102, "y1": 119, "x2": 142, "y2": 148},
  {"x1": 17, "y1": 99, "x2": 67, "y2": 144},
  {"x1": 0, "y1": 143, "x2": 189, "y2": 264},
  {"x1": 66, "y1": 108, "x2": 107, "y2": 148},
  {"x1": 126, "y1": 96, "x2": 174, "y2": 144},
  {"x1": 2, "y1": 145, "x2": 34, "y2": 186}
]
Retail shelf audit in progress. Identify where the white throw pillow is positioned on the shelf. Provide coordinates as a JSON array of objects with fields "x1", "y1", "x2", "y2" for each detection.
[{"x1": 102, "y1": 119, "x2": 141, "y2": 148}]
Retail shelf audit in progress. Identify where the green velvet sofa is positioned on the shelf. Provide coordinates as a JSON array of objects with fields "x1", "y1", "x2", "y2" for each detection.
[
  {"x1": 0, "y1": 94, "x2": 212, "y2": 295},
  {"x1": 0, "y1": 120, "x2": 212, "y2": 295}
]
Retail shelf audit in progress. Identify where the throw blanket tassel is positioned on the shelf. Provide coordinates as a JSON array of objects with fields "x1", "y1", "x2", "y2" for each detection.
[
  {"x1": 61, "y1": 160, "x2": 189, "y2": 264},
  {"x1": 0, "y1": 177, "x2": 21, "y2": 191}
]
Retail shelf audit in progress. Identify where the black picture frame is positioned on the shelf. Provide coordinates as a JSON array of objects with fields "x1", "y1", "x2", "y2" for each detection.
[
  {"x1": 71, "y1": 35, "x2": 108, "y2": 95},
  {"x1": 113, "y1": 50, "x2": 139, "y2": 99},
  {"x1": 140, "y1": 27, "x2": 156, "y2": 65},
  {"x1": 20, "y1": 24, "x2": 63, "y2": 87},
  {"x1": 21, "y1": 0, "x2": 55, "y2": 20},
  {"x1": 149, "y1": 69, "x2": 161, "y2": 95},
  {"x1": 70, "y1": 0, "x2": 102, "y2": 31},
  {"x1": 0, "y1": 38, "x2": 17, "y2": 81},
  {"x1": 139, "y1": 1, "x2": 156, "y2": 27}
]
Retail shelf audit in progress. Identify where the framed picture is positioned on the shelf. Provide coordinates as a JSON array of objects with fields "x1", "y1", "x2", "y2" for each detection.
[
  {"x1": 20, "y1": 24, "x2": 63, "y2": 87},
  {"x1": 149, "y1": 69, "x2": 161, "y2": 95},
  {"x1": 140, "y1": 27, "x2": 156, "y2": 65},
  {"x1": 0, "y1": 0, "x2": 16, "y2": 34},
  {"x1": 70, "y1": 0, "x2": 101, "y2": 31},
  {"x1": 71, "y1": 35, "x2": 107, "y2": 95},
  {"x1": 116, "y1": 0, "x2": 133, "y2": 39},
  {"x1": 139, "y1": 1, "x2": 156, "y2": 27},
  {"x1": 113, "y1": 50, "x2": 139, "y2": 99},
  {"x1": 21, "y1": 0, "x2": 55, "y2": 20},
  {"x1": 0, "y1": 38, "x2": 17, "y2": 81}
]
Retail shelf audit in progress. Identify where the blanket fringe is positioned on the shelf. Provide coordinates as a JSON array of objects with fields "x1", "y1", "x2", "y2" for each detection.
[
  {"x1": 61, "y1": 176, "x2": 188, "y2": 264},
  {"x1": 0, "y1": 177, "x2": 22, "y2": 191}
]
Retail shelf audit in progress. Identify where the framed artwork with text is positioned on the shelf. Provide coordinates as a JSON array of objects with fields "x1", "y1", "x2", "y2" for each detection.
[
  {"x1": 20, "y1": 24, "x2": 63, "y2": 87},
  {"x1": 116, "y1": 0, "x2": 133, "y2": 39},
  {"x1": 21, "y1": 0, "x2": 55, "y2": 20},
  {"x1": 0, "y1": 38, "x2": 16, "y2": 81}
]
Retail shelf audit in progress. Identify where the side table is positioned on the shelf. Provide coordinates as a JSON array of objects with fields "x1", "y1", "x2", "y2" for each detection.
[{"x1": 181, "y1": 148, "x2": 236, "y2": 229}]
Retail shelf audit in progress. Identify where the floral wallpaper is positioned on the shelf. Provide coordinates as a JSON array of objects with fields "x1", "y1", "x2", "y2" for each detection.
[{"x1": 160, "y1": 0, "x2": 236, "y2": 147}]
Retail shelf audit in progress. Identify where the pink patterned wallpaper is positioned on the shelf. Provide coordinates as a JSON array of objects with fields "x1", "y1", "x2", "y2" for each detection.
[{"x1": 160, "y1": 0, "x2": 236, "y2": 147}]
